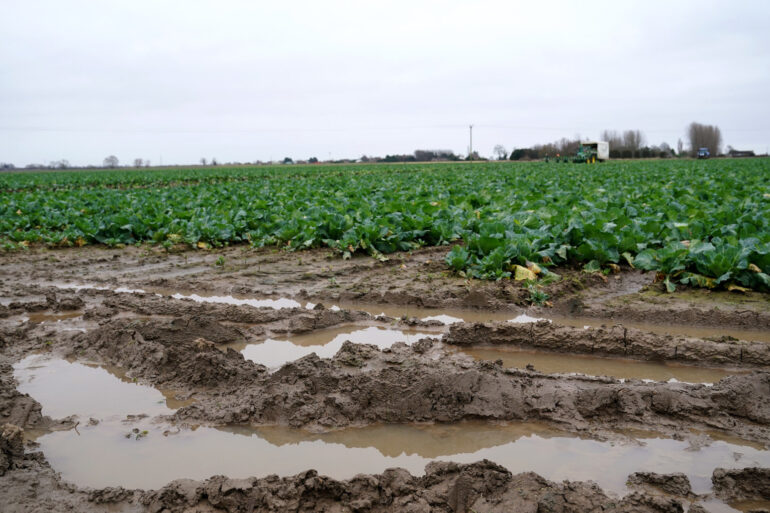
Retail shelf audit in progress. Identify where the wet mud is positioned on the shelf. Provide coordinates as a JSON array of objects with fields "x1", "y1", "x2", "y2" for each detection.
[
  {"x1": 1, "y1": 245, "x2": 769, "y2": 512},
  {"x1": 446, "y1": 321, "x2": 770, "y2": 367},
  {"x1": 40, "y1": 318, "x2": 766, "y2": 445},
  {"x1": 712, "y1": 467, "x2": 770, "y2": 502},
  {"x1": 457, "y1": 345, "x2": 745, "y2": 383}
]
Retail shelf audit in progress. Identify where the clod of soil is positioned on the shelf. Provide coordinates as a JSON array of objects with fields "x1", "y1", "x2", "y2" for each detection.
[
  {"x1": 627, "y1": 472, "x2": 693, "y2": 496},
  {"x1": 69, "y1": 318, "x2": 267, "y2": 388},
  {"x1": 0, "y1": 423, "x2": 23, "y2": 476},
  {"x1": 712, "y1": 467, "x2": 770, "y2": 502}
]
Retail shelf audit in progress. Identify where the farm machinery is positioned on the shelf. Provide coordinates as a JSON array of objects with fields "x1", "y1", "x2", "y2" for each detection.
[{"x1": 546, "y1": 141, "x2": 609, "y2": 163}]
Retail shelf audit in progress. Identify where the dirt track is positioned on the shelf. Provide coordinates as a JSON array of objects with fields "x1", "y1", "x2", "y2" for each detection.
[{"x1": 1, "y1": 245, "x2": 769, "y2": 512}]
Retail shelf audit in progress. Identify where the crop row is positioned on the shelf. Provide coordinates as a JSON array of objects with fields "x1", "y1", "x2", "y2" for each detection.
[
  {"x1": 0, "y1": 163, "x2": 428, "y2": 191},
  {"x1": 2, "y1": 159, "x2": 769, "y2": 291}
]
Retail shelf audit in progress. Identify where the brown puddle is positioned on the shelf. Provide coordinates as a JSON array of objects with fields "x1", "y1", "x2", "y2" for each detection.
[
  {"x1": 13, "y1": 355, "x2": 187, "y2": 419},
  {"x1": 25, "y1": 311, "x2": 84, "y2": 323},
  {"x1": 15, "y1": 356, "x2": 770, "y2": 494},
  {"x1": 232, "y1": 326, "x2": 438, "y2": 369},
  {"x1": 458, "y1": 346, "x2": 747, "y2": 384}
]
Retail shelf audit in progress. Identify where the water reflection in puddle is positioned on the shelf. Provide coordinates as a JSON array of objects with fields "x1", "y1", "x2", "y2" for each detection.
[
  {"x1": 236, "y1": 326, "x2": 437, "y2": 369},
  {"x1": 13, "y1": 356, "x2": 182, "y2": 419},
  {"x1": 16, "y1": 356, "x2": 770, "y2": 496},
  {"x1": 34, "y1": 418, "x2": 770, "y2": 492},
  {"x1": 458, "y1": 346, "x2": 746, "y2": 384}
]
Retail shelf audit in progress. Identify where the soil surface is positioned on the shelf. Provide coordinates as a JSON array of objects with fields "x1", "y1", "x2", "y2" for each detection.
[{"x1": 1, "y1": 245, "x2": 769, "y2": 512}]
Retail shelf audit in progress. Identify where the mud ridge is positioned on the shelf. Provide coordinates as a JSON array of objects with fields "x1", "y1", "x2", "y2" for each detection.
[
  {"x1": 712, "y1": 467, "x2": 770, "y2": 502},
  {"x1": 566, "y1": 293, "x2": 770, "y2": 331},
  {"x1": 65, "y1": 318, "x2": 770, "y2": 442},
  {"x1": 626, "y1": 472, "x2": 693, "y2": 497},
  {"x1": 99, "y1": 292, "x2": 379, "y2": 332},
  {"x1": 69, "y1": 318, "x2": 268, "y2": 388},
  {"x1": 445, "y1": 320, "x2": 770, "y2": 367}
]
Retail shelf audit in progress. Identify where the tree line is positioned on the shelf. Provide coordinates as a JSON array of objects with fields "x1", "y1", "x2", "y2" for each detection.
[{"x1": 508, "y1": 122, "x2": 725, "y2": 160}]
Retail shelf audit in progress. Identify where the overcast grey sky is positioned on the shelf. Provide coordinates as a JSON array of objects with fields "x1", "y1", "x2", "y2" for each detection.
[{"x1": 1, "y1": 0, "x2": 768, "y2": 166}]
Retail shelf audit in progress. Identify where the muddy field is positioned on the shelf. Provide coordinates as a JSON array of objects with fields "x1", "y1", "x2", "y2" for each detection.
[{"x1": 1, "y1": 245, "x2": 770, "y2": 512}]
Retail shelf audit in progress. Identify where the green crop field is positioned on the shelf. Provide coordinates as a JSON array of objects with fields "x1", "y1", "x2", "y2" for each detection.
[{"x1": 2, "y1": 159, "x2": 769, "y2": 292}]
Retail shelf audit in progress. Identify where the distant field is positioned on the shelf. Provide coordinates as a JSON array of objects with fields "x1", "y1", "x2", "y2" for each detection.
[{"x1": 2, "y1": 159, "x2": 769, "y2": 291}]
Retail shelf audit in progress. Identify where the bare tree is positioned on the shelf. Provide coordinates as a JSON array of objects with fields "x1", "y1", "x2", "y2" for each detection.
[
  {"x1": 686, "y1": 122, "x2": 722, "y2": 157},
  {"x1": 600, "y1": 130, "x2": 623, "y2": 148},
  {"x1": 103, "y1": 155, "x2": 119, "y2": 168},
  {"x1": 49, "y1": 159, "x2": 69, "y2": 169},
  {"x1": 493, "y1": 145, "x2": 508, "y2": 161},
  {"x1": 133, "y1": 158, "x2": 144, "y2": 167},
  {"x1": 622, "y1": 130, "x2": 645, "y2": 156},
  {"x1": 677, "y1": 138, "x2": 684, "y2": 156},
  {"x1": 200, "y1": 158, "x2": 207, "y2": 166}
]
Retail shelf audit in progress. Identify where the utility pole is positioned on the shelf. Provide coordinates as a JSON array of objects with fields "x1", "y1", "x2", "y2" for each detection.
[{"x1": 469, "y1": 124, "x2": 474, "y2": 161}]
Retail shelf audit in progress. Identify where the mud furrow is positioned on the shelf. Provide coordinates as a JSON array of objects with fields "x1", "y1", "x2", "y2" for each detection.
[
  {"x1": 446, "y1": 321, "x2": 770, "y2": 367},
  {"x1": 64, "y1": 317, "x2": 770, "y2": 443}
]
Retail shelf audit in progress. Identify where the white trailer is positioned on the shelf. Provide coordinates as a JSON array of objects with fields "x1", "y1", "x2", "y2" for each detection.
[{"x1": 582, "y1": 141, "x2": 610, "y2": 162}]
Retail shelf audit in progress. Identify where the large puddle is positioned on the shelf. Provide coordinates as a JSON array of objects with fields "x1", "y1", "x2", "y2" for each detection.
[
  {"x1": 231, "y1": 326, "x2": 437, "y2": 369},
  {"x1": 14, "y1": 356, "x2": 185, "y2": 419},
  {"x1": 458, "y1": 346, "x2": 746, "y2": 384},
  {"x1": 13, "y1": 355, "x2": 770, "y2": 499}
]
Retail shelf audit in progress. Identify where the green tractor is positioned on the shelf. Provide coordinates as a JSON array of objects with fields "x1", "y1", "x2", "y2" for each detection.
[
  {"x1": 572, "y1": 144, "x2": 598, "y2": 164},
  {"x1": 545, "y1": 141, "x2": 608, "y2": 164}
]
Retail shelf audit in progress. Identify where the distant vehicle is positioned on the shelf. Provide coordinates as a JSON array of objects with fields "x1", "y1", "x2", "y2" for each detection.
[
  {"x1": 697, "y1": 147, "x2": 710, "y2": 159},
  {"x1": 547, "y1": 141, "x2": 609, "y2": 164},
  {"x1": 580, "y1": 141, "x2": 610, "y2": 162}
]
